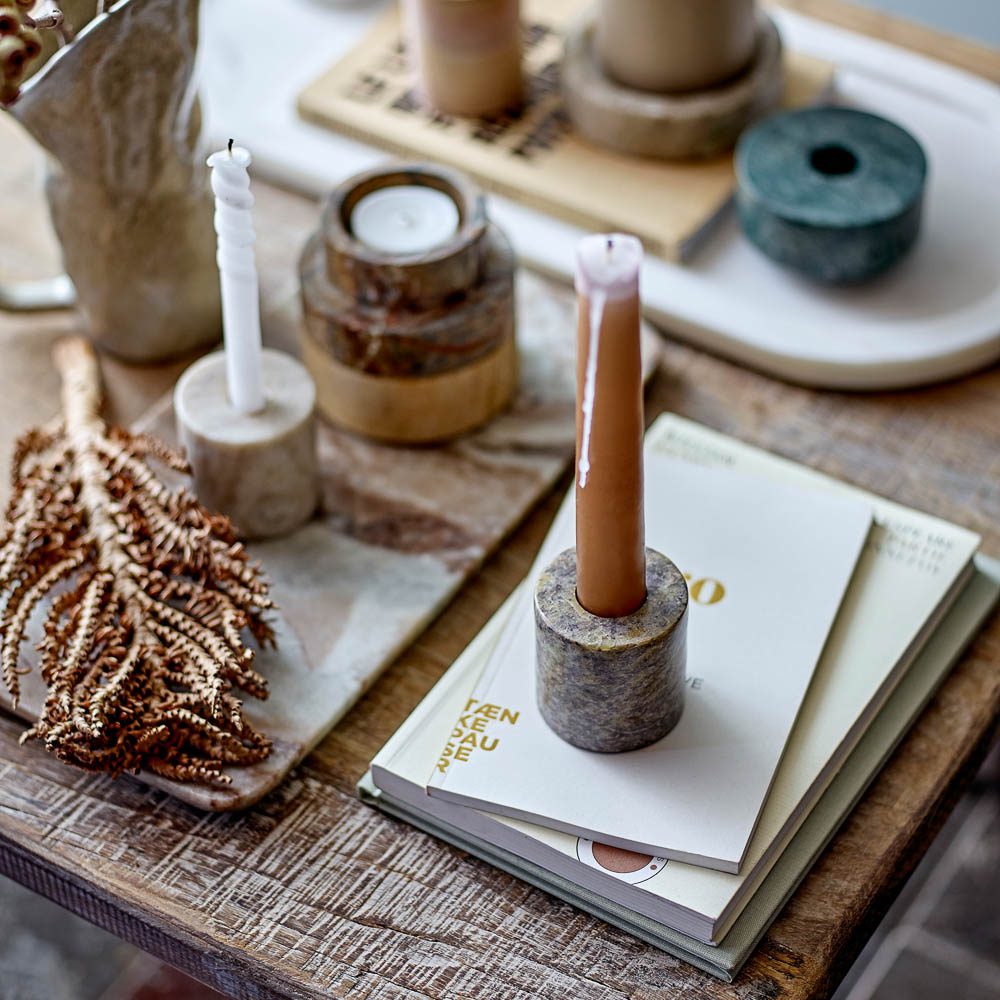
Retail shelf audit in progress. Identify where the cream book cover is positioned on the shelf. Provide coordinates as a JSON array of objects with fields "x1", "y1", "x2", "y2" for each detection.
[
  {"x1": 426, "y1": 449, "x2": 873, "y2": 873},
  {"x1": 372, "y1": 414, "x2": 981, "y2": 941},
  {"x1": 365, "y1": 559, "x2": 996, "y2": 977}
]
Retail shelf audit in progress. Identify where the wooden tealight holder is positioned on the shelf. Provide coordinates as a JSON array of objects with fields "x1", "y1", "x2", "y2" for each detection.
[
  {"x1": 563, "y1": 0, "x2": 785, "y2": 160},
  {"x1": 300, "y1": 164, "x2": 518, "y2": 444}
]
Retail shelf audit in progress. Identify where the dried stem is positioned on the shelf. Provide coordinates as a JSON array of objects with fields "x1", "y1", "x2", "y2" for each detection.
[
  {"x1": 0, "y1": 337, "x2": 274, "y2": 784},
  {"x1": 1, "y1": 2, "x2": 68, "y2": 104}
]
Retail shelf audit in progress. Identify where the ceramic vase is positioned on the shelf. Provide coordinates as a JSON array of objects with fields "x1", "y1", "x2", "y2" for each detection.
[{"x1": 8, "y1": 0, "x2": 220, "y2": 362}]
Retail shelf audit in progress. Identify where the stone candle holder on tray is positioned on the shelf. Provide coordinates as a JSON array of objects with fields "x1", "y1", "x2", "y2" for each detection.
[{"x1": 563, "y1": 0, "x2": 784, "y2": 160}]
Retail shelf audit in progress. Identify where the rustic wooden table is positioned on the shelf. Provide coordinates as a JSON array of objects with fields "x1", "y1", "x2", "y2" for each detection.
[{"x1": 1, "y1": 7, "x2": 999, "y2": 999}]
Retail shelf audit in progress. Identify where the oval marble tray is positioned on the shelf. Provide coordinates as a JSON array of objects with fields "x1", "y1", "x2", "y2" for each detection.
[{"x1": 199, "y1": 0, "x2": 1000, "y2": 390}]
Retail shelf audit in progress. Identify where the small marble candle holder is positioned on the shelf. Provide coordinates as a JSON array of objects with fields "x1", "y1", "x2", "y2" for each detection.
[
  {"x1": 562, "y1": 10, "x2": 784, "y2": 160},
  {"x1": 175, "y1": 349, "x2": 320, "y2": 540},
  {"x1": 535, "y1": 548, "x2": 689, "y2": 754},
  {"x1": 300, "y1": 163, "x2": 517, "y2": 444}
]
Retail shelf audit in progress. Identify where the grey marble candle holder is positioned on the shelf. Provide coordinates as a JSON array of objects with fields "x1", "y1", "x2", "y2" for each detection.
[
  {"x1": 562, "y1": 12, "x2": 784, "y2": 160},
  {"x1": 535, "y1": 548, "x2": 689, "y2": 754}
]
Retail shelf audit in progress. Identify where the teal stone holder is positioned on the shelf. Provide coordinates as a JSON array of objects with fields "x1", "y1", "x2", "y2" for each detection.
[{"x1": 735, "y1": 106, "x2": 927, "y2": 284}]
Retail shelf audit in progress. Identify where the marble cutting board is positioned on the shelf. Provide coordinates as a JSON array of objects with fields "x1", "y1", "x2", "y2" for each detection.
[{"x1": 1, "y1": 271, "x2": 662, "y2": 811}]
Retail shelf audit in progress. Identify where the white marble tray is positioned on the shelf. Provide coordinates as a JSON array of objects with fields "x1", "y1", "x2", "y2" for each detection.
[
  {"x1": 199, "y1": 0, "x2": 1000, "y2": 390},
  {"x1": 0, "y1": 274, "x2": 660, "y2": 811}
]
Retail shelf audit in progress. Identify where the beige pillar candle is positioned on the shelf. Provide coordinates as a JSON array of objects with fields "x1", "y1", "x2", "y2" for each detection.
[
  {"x1": 597, "y1": 0, "x2": 757, "y2": 94},
  {"x1": 574, "y1": 234, "x2": 646, "y2": 619},
  {"x1": 175, "y1": 349, "x2": 320, "y2": 540},
  {"x1": 405, "y1": 0, "x2": 523, "y2": 117}
]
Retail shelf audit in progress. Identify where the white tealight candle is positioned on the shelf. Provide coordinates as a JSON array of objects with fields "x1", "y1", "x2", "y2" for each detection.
[
  {"x1": 351, "y1": 185, "x2": 460, "y2": 255},
  {"x1": 207, "y1": 142, "x2": 265, "y2": 415}
]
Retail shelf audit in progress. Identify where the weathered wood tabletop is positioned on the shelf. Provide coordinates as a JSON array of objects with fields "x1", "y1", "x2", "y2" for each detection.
[{"x1": 1, "y1": 7, "x2": 999, "y2": 999}]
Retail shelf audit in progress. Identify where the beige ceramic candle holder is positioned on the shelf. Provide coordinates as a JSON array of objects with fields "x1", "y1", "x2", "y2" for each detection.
[
  {"x1": 597, "y1": 0, "x2": 757, "y2": 94},
  {"x1": 563, "y1": 1, "x2": 785, "y2": 160},
  {"x1": 6, "y1": 0, "x2": 221, "y2": 361},
  {"x1": 300, "y1": 163, "x2": 518, "y2": 444},
  {"x1": 406, "y1": 0, "x2": 524, "y2": 117}
]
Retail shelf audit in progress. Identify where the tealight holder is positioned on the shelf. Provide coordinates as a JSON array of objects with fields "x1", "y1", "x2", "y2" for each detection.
[
  {"x1": 562, "y1": 0, "x2": 784, "y2": 160},
  {"x1": 535, "y1": 548, "x2": 689, "y2": 754},
  {"x1": 300, "y1": 163, "x2": 518, "y2": 444},
  {"x1": 735, "y1": 107, "x2": 927, "y2": 284}
]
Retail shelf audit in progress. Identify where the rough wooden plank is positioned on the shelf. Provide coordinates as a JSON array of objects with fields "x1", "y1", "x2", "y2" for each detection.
[
  {"x1": 0, "y1": 446, "x2": 1000, "y2": 998},
  {"x1": 1, "y1": 14, "x2": 999, "y2": 998},
  {"x1": 0, "y1": 325, "x2": 997, "y2": 1000}
]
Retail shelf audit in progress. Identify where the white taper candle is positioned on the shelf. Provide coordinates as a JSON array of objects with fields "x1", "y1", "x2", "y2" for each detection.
[{"x1": 207, "y1": 142, "x2": 265, "y2": 415}]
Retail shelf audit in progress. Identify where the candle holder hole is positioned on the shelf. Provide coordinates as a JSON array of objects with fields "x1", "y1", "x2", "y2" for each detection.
[{"x1": 809, "y1": 144, "x2": 859, "y2": 176}]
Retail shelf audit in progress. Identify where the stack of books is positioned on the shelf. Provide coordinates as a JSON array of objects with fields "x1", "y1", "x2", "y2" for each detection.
[{"x1": 361, "y1": 414, "x2": 999, "y2": 982}]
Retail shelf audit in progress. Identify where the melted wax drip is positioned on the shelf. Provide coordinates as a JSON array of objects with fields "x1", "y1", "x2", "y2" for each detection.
[{"x1": 578, "y1": 287, "x2": 606, "y2": 489}]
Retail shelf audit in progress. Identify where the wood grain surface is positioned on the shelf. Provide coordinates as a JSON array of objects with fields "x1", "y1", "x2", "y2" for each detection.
[{"x1": 1, "y1": 10, "x2": 999, "y2": 997}]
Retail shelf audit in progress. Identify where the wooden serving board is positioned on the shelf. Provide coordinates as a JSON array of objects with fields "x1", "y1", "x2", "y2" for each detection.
[
  {"x1": 297, "y1": 0, "x2": 834, "y2": 263},
  {"x1": 0, "y1": 273, "x2": 662, "y2": 811}
]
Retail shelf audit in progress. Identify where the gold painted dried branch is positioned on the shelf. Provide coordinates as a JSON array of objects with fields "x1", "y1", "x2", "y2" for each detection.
[
  {"x1": 0, "y1": 337, "x2": 274, "y2": 784},
  {"x1": 0, "y1": 1, "x2": 60, "y2": 105}
]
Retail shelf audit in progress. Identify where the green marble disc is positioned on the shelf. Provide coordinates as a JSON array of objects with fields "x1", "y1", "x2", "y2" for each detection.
[{"x1": 735, "y1": 106, "x2": 927, "y2": 284}]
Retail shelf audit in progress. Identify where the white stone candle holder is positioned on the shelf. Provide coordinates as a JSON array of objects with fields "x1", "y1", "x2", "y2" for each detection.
[{"x1": 175, "y1": 349, "x2": 320, "y2": 540}]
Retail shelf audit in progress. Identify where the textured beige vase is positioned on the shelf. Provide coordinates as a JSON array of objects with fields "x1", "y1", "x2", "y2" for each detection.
[
  {"x1": 597, "y1": 0, "x2": 757, "y2": 93},
  {"x1": 9, "y1": 0, "x2": 221, "y2": 362}
]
